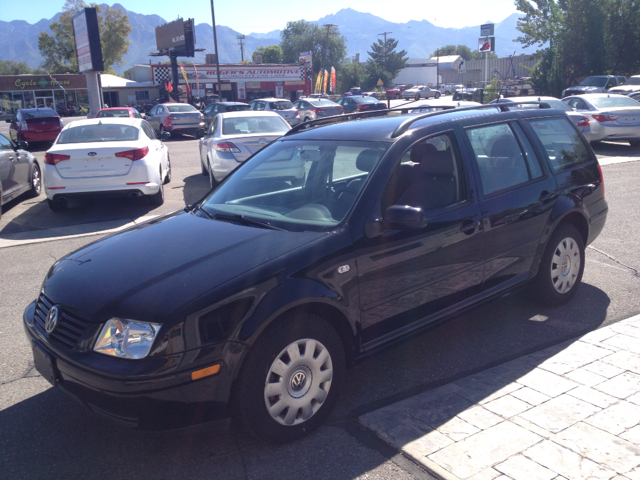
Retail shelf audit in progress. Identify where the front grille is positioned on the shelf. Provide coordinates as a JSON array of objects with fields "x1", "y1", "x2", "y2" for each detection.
[{"x1": 34, "y1": 293, "x2": 89, "y2": 349}]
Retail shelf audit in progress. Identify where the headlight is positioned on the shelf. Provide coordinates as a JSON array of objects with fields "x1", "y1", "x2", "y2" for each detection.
[{"x1": 94, "y1": 318, "x2": 161, "y2": 359}]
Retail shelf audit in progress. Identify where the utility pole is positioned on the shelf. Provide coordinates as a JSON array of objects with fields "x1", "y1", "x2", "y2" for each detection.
[
  {"x1": 378, "y1": 31, "x2": 392, "y2": 70},
  {"x1": 321, "y1": 24, "x2": 338, "y2": 73},
  {"x1": 209, "y1": 0, "x2": 222, "y2": 97},
  {"x1": 237, "y1": 35, "x2": 245, "y2": 62}
]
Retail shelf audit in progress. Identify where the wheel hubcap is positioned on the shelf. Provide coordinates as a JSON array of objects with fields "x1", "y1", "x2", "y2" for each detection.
[
  {"x1": 264, "y1": 338, "x2": 333, "y2": 426},
  {"x1": 550, "y1": 236, "x2": 581, "y2": 294}
]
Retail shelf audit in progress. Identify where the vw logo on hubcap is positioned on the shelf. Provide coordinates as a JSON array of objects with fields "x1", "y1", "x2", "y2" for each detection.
[
  {"x1": 290, "y1": 371, "x2": 307, "y2": 391},
  {"x1": 45, "y1": 306, "x2": 60, "y2": 333},
  {"x1": 561, "y1": 257, "x2": 570, "y2": 274}
]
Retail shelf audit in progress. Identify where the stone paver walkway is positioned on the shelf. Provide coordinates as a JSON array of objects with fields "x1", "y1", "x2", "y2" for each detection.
[{"x1": 360, "y1": 314, "x2": 640, "y2": 480}]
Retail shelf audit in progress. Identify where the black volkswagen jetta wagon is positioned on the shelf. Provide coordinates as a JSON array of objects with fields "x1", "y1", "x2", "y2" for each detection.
[{"x1": 24, "y1": 103, "x2": 608, "y2": 443}]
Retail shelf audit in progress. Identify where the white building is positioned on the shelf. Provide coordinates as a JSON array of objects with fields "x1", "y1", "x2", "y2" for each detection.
[{"x1": 393, "y1": 56, "x2": 462, "y2": 86}]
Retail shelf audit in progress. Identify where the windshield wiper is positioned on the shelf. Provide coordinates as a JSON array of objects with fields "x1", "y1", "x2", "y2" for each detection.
[
  {"x1": 213, "y1": 213, "x2": 286, "y2": 231},
  {"x1": 186, "y1": 204, "x2": 214, "y2": 220}
]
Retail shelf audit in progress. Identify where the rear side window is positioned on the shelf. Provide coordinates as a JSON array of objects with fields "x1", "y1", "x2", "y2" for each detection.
[
  {"x1": 466, "y1": 122, "x2": 542, "y2": 197},
  {"x1": 526, "y1": 117, "x2": 591, "y2": 172}
]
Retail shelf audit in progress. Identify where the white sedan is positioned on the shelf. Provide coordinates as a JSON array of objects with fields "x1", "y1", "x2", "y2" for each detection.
[
  {"x1": 44, "y1": 118, "x2": 172, "y2": 211},
  {"x1": 199, "y1": 111, "x2": 297, "y2": 186}
]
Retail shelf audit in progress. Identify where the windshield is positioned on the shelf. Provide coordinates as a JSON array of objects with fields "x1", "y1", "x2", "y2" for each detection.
[
  {"x1": 579, "y1": 77, "x2": 608, "y2": 87},
  {"x1": 222, "y1": 116, "x2": 290, "y2": 135},
  {"x1": 57, "y1": 124, "x2": 139, "y2": 144},
  {"x1": 268, "y1": 101, "x2": 294, "y2": 110},
  {"x1": 97, "y1": 109, "x2": 131, "y2": 117},
  {"x1": 626, "y1": 77, "x2": 640, "y2": 85},
  {"x1": 201, "y1": 140, "x2": 390, "y2": 231},
  {"x1": 167, "y1": 105, "x2": 198, "y2": 113},
  {"x1": 23, "y1": 109, "x2": 57, "y2": 118},
  {"x1": 590, "y1": 96, "x2": 640, "y2": 108}
]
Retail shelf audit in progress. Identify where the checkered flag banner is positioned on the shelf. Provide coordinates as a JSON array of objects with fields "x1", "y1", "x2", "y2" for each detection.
[{"x1": 154, "y1": 67, "x2": 171, "y2": 86}]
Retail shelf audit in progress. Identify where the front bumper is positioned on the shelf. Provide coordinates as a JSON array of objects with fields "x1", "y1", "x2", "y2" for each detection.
[{"x1": 23, "y1": 301, "x2": 244, "y2": 430}]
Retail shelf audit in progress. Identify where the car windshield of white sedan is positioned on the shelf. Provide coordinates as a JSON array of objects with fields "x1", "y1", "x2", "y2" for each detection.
[
  {"x1": 57, "y1": 124, "x2": 139, "y2": 144},
  {"x1": 589, "y1": 96, "x2": 640, "y2": 108},
  {"x1": 222, "y1": 117, "x2": 289, "y2": 135},
  {"x1": 166, "y1": 105, "x2": 198, "y2": 113},
  {"x1": 201, "y1": 140, "x2": 389, "y2": 231}
]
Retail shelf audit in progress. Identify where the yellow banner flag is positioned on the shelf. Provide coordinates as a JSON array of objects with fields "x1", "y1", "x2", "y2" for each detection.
[
  {"x1": 315, "y1": 70, "x2": 323, "y2": 94},
  {"x1": 322, "y1": 69, "x2": 329, "y2": 94}
]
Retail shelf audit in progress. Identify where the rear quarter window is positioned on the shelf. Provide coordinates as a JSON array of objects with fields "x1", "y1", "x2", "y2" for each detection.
[{"x1": 526, "y1": 117, "x2": 591, "y2": 172}]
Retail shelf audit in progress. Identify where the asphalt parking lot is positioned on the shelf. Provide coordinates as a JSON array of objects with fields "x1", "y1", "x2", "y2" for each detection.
[{"x1": 1, "y1": 112, "x2": 639, "y2": 479}]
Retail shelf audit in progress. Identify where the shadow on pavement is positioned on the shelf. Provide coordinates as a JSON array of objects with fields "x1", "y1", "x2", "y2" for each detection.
[
  {"x1": 592, "y1": 140, "x2": 640, "y2": 157},
  {"x1": 182, "y1": 172, "x2": 212, "y2": 207}
]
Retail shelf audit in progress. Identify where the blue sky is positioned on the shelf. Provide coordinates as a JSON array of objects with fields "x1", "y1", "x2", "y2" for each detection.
[{"x1": 2, "y1": 0, "x2": 520, "y2": 33}]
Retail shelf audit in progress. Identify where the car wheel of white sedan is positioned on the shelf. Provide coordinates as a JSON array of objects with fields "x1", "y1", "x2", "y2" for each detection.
[
  {"x1": 163, "y1": 154, "x2": 172, "y2": 185},
  {"x1": 148, "y1": 171, "x2": 165, "y2": 206}
]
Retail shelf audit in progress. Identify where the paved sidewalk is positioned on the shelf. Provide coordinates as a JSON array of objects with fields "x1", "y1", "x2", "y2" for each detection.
[{"x1": 360, "y1": 314, "x2": 640, "y2": 480}]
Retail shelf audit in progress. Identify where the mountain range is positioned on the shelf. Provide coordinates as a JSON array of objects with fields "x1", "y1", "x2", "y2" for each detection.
[{"x1": 0, "y1": 5, "x2": 535, "y2": 75}]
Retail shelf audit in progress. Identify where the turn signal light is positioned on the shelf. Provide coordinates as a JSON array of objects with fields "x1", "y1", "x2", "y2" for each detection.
[
  {"x1": 577, "y1": 116, "x2": 590, "y2": 127},
  {"x1": 191, "y1": 364, "x2": 221, "y2": 381},
  {"x1": 115, "y1": 146, "x2": 149, "y2": 161},
  {"x1": 44, "y1": 153, "x2": 71, "y2": 165}
]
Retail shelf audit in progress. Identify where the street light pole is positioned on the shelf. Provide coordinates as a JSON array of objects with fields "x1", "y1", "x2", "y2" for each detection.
[{"x1": 210, "y1": 0, "x2": 222, "y2": 97}]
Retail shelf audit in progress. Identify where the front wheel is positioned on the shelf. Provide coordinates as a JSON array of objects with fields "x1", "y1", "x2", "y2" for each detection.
[
  {"x1": 27, "y1": 163, "x2": 42, "y2": 198},
  {"x1": 415, "y1": 93, "x2": 420, "y2": 100},
  {"x1": 234, "y1": 313, "x2": 345, "y2": 444},
  {"x1": 435, "y1": 92, "x2": 441, "y2": 99},
  {"x1": 535, "y1": 223, "x2": 585, "y2": 306}
]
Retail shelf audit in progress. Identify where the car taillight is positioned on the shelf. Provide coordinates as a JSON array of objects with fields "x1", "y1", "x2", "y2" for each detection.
[
  {"x1": 214, "y1": 142, "x2": 241, "y2": 153},
  {"x1": 115, "y1": 146, "x2": 149, "y2": 161},
  {"x1": 577, "y1": 116, "x2": 590, "y2": 127},
  {"x1": 295, "y1": 109, "x2": 299, "y2": 115},
  {"x1": 44, "y1": 153, "x2": 70, "y2": 165},
  {"x1": 338, "y1": 106, "x2": 344, "y2": 112},
  {"x1": 21, "y1": 121, "x2": 29, "y2": 131},
  {"x1": 356, "y1": 104, "x2": 368, "y2": 110},
  {"x1": 311, "y1": 108, "x2": 321, "y2": 113},
  {"x1": 164, "y1": 117, "x2": 172, "y2": 126},
  {"x1": 598, "y1": 164, "x2": 605, "y2": 197},
  {"x1": 592, "y1": 114, "x2": 617, "y2": 122}
]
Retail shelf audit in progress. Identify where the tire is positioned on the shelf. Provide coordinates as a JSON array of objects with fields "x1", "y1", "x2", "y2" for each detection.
[
  {"x1": 415, "y1": 93, "x2": 420, "y2": 100},
  {"x1": 535, "y1": 223, "x2": 585, "y2": 306},
  {"x1": 208, "y1": 160, "x2": 218, "y2": 189},
  {"x1": 435, "y1": 92, "x2": 441, "y2": 99},
  {"x1": 630, "y1": 140, "x2": 640, "y2": 148},
  {"x1": 303, "y1": 117, "x2": 311, "y2": 123},
  {"x1": 234, "y1": 313, "x2": 345, "y2": 444},
  {"x1": 148, "y1": 170, "x2": 165, "y2": 205},
  {"x1": 159, "y1": 125, "x2": 171, "y2": 139},
  {"x1": 27, "y1": 163, "x2": 42, "y2": 198},
  {"x1": 47, "y1": 198, "x2": 67, "y2": 212},
  {"x1": 201, "y1": 154, "x2": 208, "y2": 176},
  {"x1": 163, "y1": 155, "x2": 172, "y2": 185}
]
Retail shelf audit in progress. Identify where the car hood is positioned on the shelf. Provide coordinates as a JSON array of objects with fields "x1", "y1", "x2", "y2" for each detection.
[{"x1": 42, "y1": 210, "x2": 326, "y2": 323}]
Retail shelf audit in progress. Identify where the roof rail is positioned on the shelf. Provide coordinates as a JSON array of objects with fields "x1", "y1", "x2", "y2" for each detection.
[{"x1": 285, "y1": 100, "x2": 554, "y2": 138}]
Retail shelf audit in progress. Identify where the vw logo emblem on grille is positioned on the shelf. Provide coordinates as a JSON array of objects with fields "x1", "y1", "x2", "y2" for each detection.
[
  {"x1": 290, "y1": 371, "x2": 307, "y2": 391},
  {"x1": 45, "y1": 306, "x2": 60, "y2": 333},
  {"x1": 88, "y1": 152, "x2": 97, "y2": 156}
]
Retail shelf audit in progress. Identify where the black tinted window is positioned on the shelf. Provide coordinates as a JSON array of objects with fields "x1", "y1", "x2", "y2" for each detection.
[{"x1": 527, "y1": 117, "x2": 591, "y2": 172}]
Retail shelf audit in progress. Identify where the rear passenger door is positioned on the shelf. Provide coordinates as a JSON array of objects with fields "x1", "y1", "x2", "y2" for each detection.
[{"x1": 463, "y1": 120, "x2": 557, "y2": 291}]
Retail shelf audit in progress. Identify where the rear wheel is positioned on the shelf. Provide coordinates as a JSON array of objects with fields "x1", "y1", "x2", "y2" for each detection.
[
  {"x1": 208, "y1": 160, "x2": 218, "y2": 189},
  {"x1": 47, "y1": 198, "x2": 67, "y2": 212},
  {"x1": 535, "y1": 223, "x2": 585, "y2": 306},
  {"x1": 435, "y1": 92, "x2": 441, "y2": 99},
  {"x1": 163, "y1": 155, "x2": 172, "y2": 185},
  {"x1": 415, "y1": 93, "x2": 420, "y2": 100},
  {"x1": 234, "y1": 313, "x2": 345, "y2": 444},
  {"x1": 148, "y1": 169, "x2": 165, "y2": 205},
  {"x1": 27, "y1": 163, "x2": 42, "y2": 198}
]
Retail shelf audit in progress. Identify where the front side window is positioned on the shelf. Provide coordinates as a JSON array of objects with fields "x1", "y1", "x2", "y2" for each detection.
[
  {"x1": 0, "y1": 134, "x2": 12, "y2": 150},
  {"x1": 527, "y1": 116, "x2": 591, "y2": 172},
  {"x1": 201, "y1": 140, "x2": 390, "y2": 230},
  {"x1": 466, "y1": 122, "x2": 541, "y2": 196}
]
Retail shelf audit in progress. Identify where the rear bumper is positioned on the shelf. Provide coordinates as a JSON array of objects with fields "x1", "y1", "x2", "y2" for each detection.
[
  {"x1": 590, "y1": 122, "x2": 640, "y2": 142},
  {"x1": 20, "y1": 130, "x2": 60, "y2": 142}
]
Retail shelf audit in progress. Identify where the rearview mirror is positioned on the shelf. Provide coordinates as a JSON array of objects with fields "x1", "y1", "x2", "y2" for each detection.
[{"x1": 382, "y1": 205, "x2": 428, "y2": 230}]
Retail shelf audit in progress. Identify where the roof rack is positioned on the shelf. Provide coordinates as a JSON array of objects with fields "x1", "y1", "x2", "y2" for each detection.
[{"x1": 285, "y1": 101, "x2": 554, "y2": 139}]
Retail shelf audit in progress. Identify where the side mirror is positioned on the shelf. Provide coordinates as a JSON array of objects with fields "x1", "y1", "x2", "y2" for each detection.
[
  {"x1": 382, "y1": 205, "x2": 428, "y2": 230},
  {"x1": 17, "y1": 140, "x2": 29, "y2": 150},
  {"x1": 159, "y1": 131, "x2": 171, "y2": 140},
  {"x1": 195, "y1": 128, "x2": 205, "y2": 139},
  {"x1": 140, "y1": 113, "x2": 147, "y2": 119}
]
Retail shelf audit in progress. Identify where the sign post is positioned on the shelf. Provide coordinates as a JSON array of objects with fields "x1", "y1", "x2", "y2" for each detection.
[
  {"x1": 72, "y1": 8, "x2": 104, "y2": 118},
  {"x1": 479, "y1": 24, "x2": 495, "y2": 86}
]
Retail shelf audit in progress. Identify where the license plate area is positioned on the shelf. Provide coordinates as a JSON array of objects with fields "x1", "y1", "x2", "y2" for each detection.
[{"x1": 32, "y1": 342, "x2": 58, "y2": 387}]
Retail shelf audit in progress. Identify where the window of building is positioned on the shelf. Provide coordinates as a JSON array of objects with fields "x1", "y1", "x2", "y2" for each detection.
[{"x1": 135, "y1": 91, "x2": 150, "y2": 101}]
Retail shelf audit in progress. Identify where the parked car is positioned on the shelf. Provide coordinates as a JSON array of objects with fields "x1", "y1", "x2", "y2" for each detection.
[
  {"x1": 24, "y1": 103, "x2": 607, "y2": 445},
  {"x1": 293, "y1": 98, "x2": 344, "y2": 122},
  {"x1": 199, "y1": 111, "x2": 292, "y2": 186},
  {"x1": 401, "y1": 85, "x2": 441, "y2": 100},
  {"x1": 562, "y1": 75, "x2": 626, "y2": 97},
  {"x1": 562, "y1": 93, "x2": 640, "y2": 146},
  {"x1": 491, "y1": 96, "x2": 592, "y2": 141},
  {"x1": 335, "y1": 95, "x2": 386, "y2": 113},
  {"x1": 43, "y1": 118, "x2": 174, "y2": 211},
  {"x1": 7, "y1": 108, "x2": 64, "y2": 146},
  {"x1": 202, "y1": 102, "x2": 252, "y2": 128},
  {"x1": 0, "y1": 133, "x2": 41, "y2": 221},
  {"x1": 96, "y1": 107, "x2": 145, "y2": 119},
  {"x1": 385, "y1": 85, "x2": 413, "y2": 99},
  {"x1": 145, "y1": 103, "x2": 205, "y2": 137},
  {"x1": 202, "y1": 94, "x2": 221, "y2": 106},
  {"x1": 249, "y1": 98, "x2": 300, "y2": 126},
  {"x1": 608, "y1": 75, "x2": 640, "y2": 95},
  {"x1": 629, "y1": 92, "x2": 640, "y2": 102}
]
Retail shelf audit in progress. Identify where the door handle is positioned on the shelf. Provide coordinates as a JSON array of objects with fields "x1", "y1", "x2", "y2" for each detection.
[
  {"x1": 539, "y1": 191, "x2": 555, "y2": 202},
  {"x1": 460, "y1": 219, "x2": 481, "y2": 235}
]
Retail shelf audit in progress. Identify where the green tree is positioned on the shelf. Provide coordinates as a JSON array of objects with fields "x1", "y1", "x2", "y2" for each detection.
[
  {"x1": 252, "y1": 45, "x2": 283, "y2": 63},
  {"x1": 336, "y1": 61, "x2": 365, "y2": 93},
  {"x1": 367, "y1": 37, "x2": 408, "y2": 80},
  {"x1": 430, "y1": 44, "x2": 497, "y2": 60},
  {"x1": 0, "y1": 59, "x2": 44, "y2": 75},
  {"x1": 280, "y1": 21, "x2": 347, "y2": 75},
  {"x1": 38, "y1": 0, "x2": 132, "y2": 74}
]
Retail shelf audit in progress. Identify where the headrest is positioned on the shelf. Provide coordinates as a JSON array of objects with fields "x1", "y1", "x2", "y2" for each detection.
[
  {"x1": 410, "y1": 142, "x2": 438, "y2": 163},
  {"x1": 356, "y1": 149, "x2": 383, "y2": 172},
  {"x1": 419, "y1": 149, "x2": 454, "y2": 177},
  {"x1": 490, "y1": 135, "x2": 520, "y2": 158}
]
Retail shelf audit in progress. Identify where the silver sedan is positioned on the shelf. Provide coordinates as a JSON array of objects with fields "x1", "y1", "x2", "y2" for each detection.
[
  {"x1": 199, "y1": 111, "x2": 297, "y2": 186},
  {"x1": 562, "y1": 94, "x2": 640, "y2": 146},
  {"x1": 146, "y1": 103, "x2": 205, "y2": 137}
]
